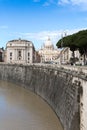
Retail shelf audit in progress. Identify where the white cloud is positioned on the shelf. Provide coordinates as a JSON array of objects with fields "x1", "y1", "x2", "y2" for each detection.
[
  {"x1": 9, "y1": 30, "x2": 62, "y2": 49},
  {"x1": 71, "y1": 0, "x2": 87, "y2": 5},
  {"x1": 33, "y1": 0, "x2": 40, "y2": 2},
  {"x1": 43, "y1": 0, "x2": 57, "y2": 6},
  {"x1": 43, "y1": 2, "x2": 50, "y2": 6},
  {"x1": 58, "y1": 0, "x2": 87, "y2": 5},
  {"x1": 11, "y1": 28, "x2": 86, "y2": 42},
  {"x1": 58, "y1": 0, "x2": 69, "y2": 5},
  {"x1": 16, "y1": 31, "x2": 61, "y2": 41},
  {"x1": 0, "y1": 25, "x2": 8, "y2": 29},
  {"x1": 58, "y1": 0, "x2": 87, "y2": 10},
  {"x1": 34, "y1": 0, "x2": 87, "y2": 9},
  {"x1": 9, "y1": 28, "x2": 86, "y2": 49}
]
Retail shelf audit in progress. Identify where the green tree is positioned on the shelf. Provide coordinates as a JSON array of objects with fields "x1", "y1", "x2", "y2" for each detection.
[
  {"x1": 56, "y1": 30, "x2": 87, "y2": 65},
  {"x1": 57, "y1": 34, "x2": 78, "y2": 59},
  {"x1": 75, "y1": 30, "x2": 87, "y2": 64}
]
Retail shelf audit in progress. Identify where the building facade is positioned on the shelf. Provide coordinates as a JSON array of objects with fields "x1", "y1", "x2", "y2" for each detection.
[
  {"x1": 38, "y1": 38, "x2": 60, "y2": 63},
  {"x1": 57, "y1": 47, "x2": 83, "y2": 65},
  {"x1": 0, "y1": 47, "x2": 4, "y2": 62},
  {"x1": 6, "y1": 38, "x2": 36, "y2": 64}
]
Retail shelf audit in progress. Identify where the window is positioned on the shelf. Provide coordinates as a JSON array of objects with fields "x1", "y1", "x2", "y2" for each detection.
[
  {"x1": 17, "y1": 50, "x2": 22, "y2": 60},
  {"x1": 28, "y1": 52, "x2": 30, "y2": 56},
  {"x1": 10, "y1": 52, "x2": 12, "y2": 60},
  {"x1": 18, "y1": 50, "x2": 21, "y2": 57},
  {"x1": 10, "y1": 52, "x2": 12, "y2": 61},
  {"x1": 10, "y1": 52, "x2": 12, "y2": 56}
]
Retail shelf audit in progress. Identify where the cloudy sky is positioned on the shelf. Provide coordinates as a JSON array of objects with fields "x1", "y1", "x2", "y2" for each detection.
[{"x1": 0, "y1": 0, "x2": 87, "y2": 50}]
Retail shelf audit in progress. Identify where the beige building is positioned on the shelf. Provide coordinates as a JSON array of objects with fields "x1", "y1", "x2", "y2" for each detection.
[
  {"x1": 38, "y1": 38, "x2": 60, "y2": 63},
  {"x1": 6, "y1": 38, "x2": 36, "y2": 64},
  {"x1": 57, "y1": 47, "x2": 82, "y2": 65},
  {"x1": 0, "y1": 47, "x2": 4, "y2": 62}
]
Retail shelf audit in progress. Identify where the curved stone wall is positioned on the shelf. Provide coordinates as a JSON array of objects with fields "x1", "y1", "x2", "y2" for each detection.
[{"x1": 0, "y1": 63, "x2": 86, "y2": 130}]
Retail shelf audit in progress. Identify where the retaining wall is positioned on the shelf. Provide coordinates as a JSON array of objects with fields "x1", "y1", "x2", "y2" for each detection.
[{"x1": 0, "y1": 63, "x2": 87, "y2": 130}]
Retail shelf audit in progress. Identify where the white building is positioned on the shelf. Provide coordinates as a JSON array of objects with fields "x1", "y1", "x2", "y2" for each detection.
[
  {"x1": 58, "y1": 47, "x2": 82, "y2": 65},
  {"x1": 38, "y1": 38, "x2": 60, "y2": 63},
  {"x1": 6, "y1": 38, "x2": 36, "y2": 64}
]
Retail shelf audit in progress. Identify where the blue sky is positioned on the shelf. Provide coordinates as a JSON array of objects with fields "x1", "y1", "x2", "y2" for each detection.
[{"x1": 0, "y1": 0, "x2": 87, "y2": 50}]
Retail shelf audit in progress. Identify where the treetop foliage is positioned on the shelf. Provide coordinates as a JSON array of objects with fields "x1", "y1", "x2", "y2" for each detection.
[{"x1": 56, "y1": 29, "x2": 87, "y2": 55}]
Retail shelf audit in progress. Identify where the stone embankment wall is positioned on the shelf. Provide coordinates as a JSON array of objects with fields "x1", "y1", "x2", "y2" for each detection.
[{"x1": 0, "y1": 63, "x2": 87, "y2": 130}]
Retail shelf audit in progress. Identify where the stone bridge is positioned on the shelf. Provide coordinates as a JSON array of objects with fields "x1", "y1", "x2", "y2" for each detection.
[{"x1": 0, "y1": 63, "x2": 87, "y2": 130}]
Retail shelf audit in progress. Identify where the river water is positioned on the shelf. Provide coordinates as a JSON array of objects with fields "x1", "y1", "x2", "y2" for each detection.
[{"x1": 0, "y1": 80, "x2": 63, "y2": 130}]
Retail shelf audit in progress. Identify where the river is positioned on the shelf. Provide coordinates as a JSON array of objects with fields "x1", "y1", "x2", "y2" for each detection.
[{"x1": 0, "y1": 80, "x2": 63, "y2": 130}]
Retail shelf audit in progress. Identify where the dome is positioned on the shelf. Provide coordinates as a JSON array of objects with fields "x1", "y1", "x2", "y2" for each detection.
[{"x1": 44, "y1": 38, "x2": 53, "y2": 47}]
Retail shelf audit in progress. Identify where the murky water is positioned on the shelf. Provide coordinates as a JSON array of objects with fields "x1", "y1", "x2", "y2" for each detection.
[{"x1": 0, "y1": 80, "x2": 63, "y2": 130}]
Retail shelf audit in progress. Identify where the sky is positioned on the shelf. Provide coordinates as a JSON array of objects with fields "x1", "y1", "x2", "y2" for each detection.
[{"x1": 0, "y1": 0, "x2": 87, "y2": 50}]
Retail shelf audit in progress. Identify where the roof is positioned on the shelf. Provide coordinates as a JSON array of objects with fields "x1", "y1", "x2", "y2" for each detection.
[
  {"x1": 8, "y1": 38, "x2": 31, "y2": 43},
  {"x1": 44, "y1": 37, "x2": 53, "y2": 47}
]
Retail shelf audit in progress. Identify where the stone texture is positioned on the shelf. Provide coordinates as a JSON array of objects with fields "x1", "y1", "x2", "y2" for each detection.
[{"x1": 0, "y1": 63, "x2": 86, "y2": 130}]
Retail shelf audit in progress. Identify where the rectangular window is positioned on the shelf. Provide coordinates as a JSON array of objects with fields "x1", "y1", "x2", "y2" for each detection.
[
  {"x1": 18, "y1": 51, "x2": 21, "y2": 57},
  {"x1": 28, "y1": 52, "x2": 30, "y2": 56},
  {"x1": 10, "y1": 52, "x2": 12, "y2": 56}
]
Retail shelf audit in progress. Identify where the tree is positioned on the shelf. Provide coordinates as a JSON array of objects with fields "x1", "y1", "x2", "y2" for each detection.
[
  {"x1": 75, "y1": 30, "x2": 87, "y2": 64},
  {"x1": 56, "y1": 30, "x2": 87, "y2": 65},
  {"x1": 56, "y1": 33, "x2": 78, "y2": 64}
]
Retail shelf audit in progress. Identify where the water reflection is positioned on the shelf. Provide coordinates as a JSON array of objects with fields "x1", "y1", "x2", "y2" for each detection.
[{"x1": 0, "y1": 80, "x2": 63, "y2": 130}]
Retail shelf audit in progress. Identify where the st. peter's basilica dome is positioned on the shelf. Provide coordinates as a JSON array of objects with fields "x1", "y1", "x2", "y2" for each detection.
[{"x1": 44, "y1": 37, "x2": 53, "y2": 47}]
